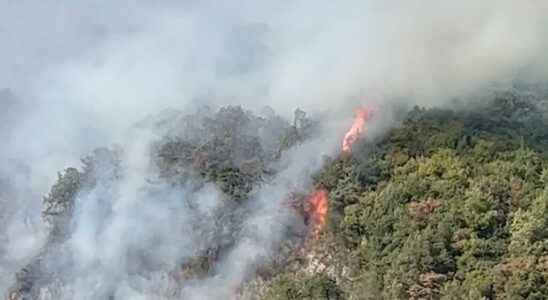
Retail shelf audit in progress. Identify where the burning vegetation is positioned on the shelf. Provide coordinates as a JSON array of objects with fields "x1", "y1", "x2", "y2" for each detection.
[
  {"x1": 5, "y1": 105, "x2": 319, "y2": 299},
  {"x1": 303, "y1": 104, "x2": 373, "y2": 240},
  {"x1": 305, "y1": 188, "x2": 328, "y2": 239},
  {"x1": 5, "y1": 87, "x2": 548, "y2": 300},
  {"x1": 262, "y1": 87, "x2": 548, "y2": 300},
  {"x1": 342, "y1": 107, "x2": 374, "y2": 153}
]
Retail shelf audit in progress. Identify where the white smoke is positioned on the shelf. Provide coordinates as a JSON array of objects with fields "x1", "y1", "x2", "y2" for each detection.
[
  {"x1": 54, "y1": 128, "x2": 228, "y2": 299},
  {"x1": 7, "y1": 111, "x2": 336, "y2": 299},
  {"x1": 3, "y1": 0, "x2": 548, "y2": 180},
  {"x1": 183, "y1": 136, "x2": 335, "y2": 299},
  {"x1": 1, "y1": 0, "x2": 548, "y2": 298}
]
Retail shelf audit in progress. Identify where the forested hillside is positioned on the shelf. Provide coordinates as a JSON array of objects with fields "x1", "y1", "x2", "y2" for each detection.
[
  {"x1": 5, "y1": 89, "x2": 548, "y2": 300},
  {"x1": 262, "y1": 89, "x2": 548, "y2": 300},
  {"x1": 3, "y1": 1, "x2": 548, "y2": 299}
]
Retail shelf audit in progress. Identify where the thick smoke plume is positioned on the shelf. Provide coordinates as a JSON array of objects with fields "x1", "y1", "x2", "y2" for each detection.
[{"x1": 1, "y1": 0, "x2": 548, "y2": 298}]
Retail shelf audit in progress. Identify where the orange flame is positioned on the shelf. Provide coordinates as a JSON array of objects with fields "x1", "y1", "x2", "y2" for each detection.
[
  {"x1": 307, "y1": 188, "x2": 328, "y2": 238},
  {"x1": 342, "y1": 107, "x2": 374, "y2": 152}
]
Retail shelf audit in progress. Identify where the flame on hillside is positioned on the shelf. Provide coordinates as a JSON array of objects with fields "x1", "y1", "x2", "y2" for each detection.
[
  {"x1": 341, "y1": 106, "x2": 374, "y2": 152},
  {"x1": 302, "y1": 107, "x2": 374, "y2": 240},
  {"x1": 306, "y1": 188, "x2": 328, "y2": 239}
]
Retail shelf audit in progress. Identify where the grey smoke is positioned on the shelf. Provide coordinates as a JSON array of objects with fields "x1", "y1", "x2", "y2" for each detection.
[
  {"x1": 50, "y1": 129, "x2": 230, "y2": 299},
  {"x1": 1, "y1": 0, "x2": 548, "y2": 298},
  {"x1": 3, "y1": 109, "x2": 335, "y2": 299}
]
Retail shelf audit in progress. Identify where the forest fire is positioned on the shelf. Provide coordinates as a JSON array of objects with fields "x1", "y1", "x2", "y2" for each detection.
[
  {"x1": 302, "y1": 107, "x2": 374, "y2": 239},
  {"x1": 341, "y1": 106, "x2": 374, "y2": 152},
  {"x1": 306, "y1": 188, "x2": 328, "y2": 238}
]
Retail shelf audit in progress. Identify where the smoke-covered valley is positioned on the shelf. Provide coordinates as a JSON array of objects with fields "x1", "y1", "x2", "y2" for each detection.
[{"x1": 2, "y1": 1, "x2": 548, "y2": 299}]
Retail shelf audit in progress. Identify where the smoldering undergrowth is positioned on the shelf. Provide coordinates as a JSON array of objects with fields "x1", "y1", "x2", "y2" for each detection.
[{"x1": 4, "y1": 105, "x2": 338, "y2": 300}]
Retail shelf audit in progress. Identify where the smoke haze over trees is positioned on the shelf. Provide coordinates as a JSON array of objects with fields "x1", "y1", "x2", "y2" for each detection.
[{"x1": 1, "y1": 1, "x2": 548, "y2": 299}]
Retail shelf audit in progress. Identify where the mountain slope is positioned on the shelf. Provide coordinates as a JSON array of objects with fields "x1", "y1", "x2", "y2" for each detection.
[{"x1": 263, "y1": 90, "x2": 548, "y2": 300}]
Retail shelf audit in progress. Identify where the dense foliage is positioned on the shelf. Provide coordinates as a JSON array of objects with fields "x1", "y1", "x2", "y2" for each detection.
[
  {"x1": 8, "y1": 89, "x2": 548, "y2": 299},
  {"x1": 266, "y1": 90, "x2": 548, "y2": 299}
]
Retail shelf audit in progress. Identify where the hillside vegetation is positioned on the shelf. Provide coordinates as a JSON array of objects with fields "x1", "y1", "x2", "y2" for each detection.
[
  {"x1": 6, "y1": 89, "x2": 548, "y2": 300},
  {"x1": 6, "y1": 106, "x2": 314, "y2": 299},
  {"x1": 264, "y1": 90, "x2": 548, "y2": 300}
]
